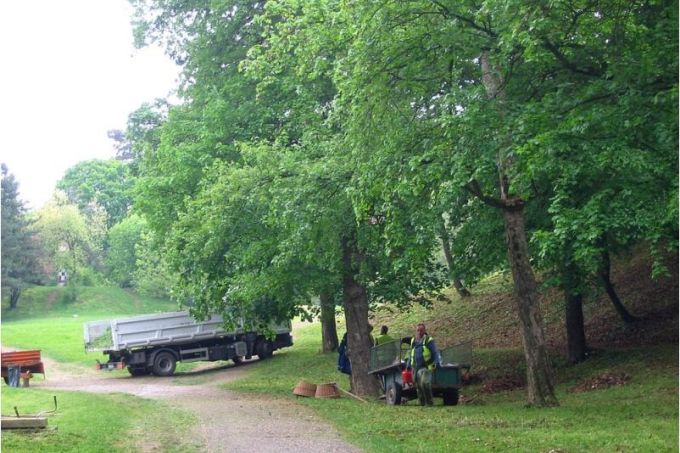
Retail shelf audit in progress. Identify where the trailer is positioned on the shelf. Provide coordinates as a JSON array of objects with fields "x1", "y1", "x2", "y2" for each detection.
[
  {"x1": 84, "y1": 311, "x2": 293, "y2": 377},
  {"x1": 368, "y1": 339, "x2": 471, "y2": 405}
]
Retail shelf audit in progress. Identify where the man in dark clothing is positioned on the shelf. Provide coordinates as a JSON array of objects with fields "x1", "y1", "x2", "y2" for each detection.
[
  {"x1": 337, "y1": 332, "x2": 351, "y2": 375},
  {"x1": 406, "y1": 322, "x2": 440, "y2": 405}
]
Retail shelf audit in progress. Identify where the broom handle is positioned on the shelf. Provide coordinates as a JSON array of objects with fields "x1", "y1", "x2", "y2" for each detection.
[{"x1": 337, "y1": 386, "x2": 369, "y2": 403}]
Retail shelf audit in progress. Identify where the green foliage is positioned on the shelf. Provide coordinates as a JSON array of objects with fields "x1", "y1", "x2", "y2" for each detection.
[
  {"x1": 57, "y1": 159, "x2": 134, "y2": 228},
  {"x1": 132, "y1": 228, "x2": 173, "y2": 298},
  {"x1": 106, "y1": 214, "x2": 147, "y2": 287},
  {"x1": 34, "y1": 194, "x2": 92, "y2": 282}
]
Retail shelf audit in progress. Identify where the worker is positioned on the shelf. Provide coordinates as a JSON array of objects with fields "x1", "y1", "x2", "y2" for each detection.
[
  {"x1": 374, "y1": 325, "x2": 394, "y2": 345},
  {"x1": 337, "y1": 332, "x2": 351, "y2": 375},
  {"x1": 406, "y1": 322, "x2": 441, "y2": 406}
]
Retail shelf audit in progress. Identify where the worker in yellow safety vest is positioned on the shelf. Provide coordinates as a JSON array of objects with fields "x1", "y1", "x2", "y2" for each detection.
[
  {"x1": 374, "y1": 325, "x2": 394, "y2": 346},
  {"x1": 406, "y1": 322, "x2": 440, "y2": 406}
]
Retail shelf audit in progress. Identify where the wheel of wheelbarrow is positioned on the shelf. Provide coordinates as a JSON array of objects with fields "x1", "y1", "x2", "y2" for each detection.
[
  {"x1": 442, "y1": 388, "x2": 459, "y2": 406},
  {"x1": 386, "y1": 381, "x2": 402, "y2": 405}
]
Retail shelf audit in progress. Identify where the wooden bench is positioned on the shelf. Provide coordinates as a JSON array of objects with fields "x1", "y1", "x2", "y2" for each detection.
[{"x1": 1, "y1": 350, "x2": 45, "y2": 386}]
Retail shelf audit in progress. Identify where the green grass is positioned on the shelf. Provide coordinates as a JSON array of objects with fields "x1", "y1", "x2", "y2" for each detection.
[
  {"x1": 1, "y1": 387, "x2": 198, "y2": 452},
  {"x1": 2, "y1": 284, "x2": 677, "y2": 452},
  {"x1": 223, "y1": 322, "x2": 678, "y2": 453}
]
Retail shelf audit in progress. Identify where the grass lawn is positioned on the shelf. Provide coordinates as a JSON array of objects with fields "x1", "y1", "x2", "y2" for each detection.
[{"x1": 1, "y1": 387, "x2": 198, "y2": 453}]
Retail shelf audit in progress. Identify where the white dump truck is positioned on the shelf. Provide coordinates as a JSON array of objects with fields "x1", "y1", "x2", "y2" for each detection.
[{"x1": 84, "y1": 311, "x2": 293, "y2": 377}]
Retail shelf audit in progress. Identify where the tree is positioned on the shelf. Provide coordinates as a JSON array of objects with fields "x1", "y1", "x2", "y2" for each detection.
[
  {"x1": 133, "y1": 228, "x2": 173, "y2": 298},
  {"x1": 109, "y1": 99, "x2": 170, "y2": 176},
  {"x1": 57, "y1": 159, "x2": 134, "y2": 228},
  {"x1": 35, "y1": 192, "x2": 93, "y2": 284},
  {"x1": 330, "y1": 0, "x2": 676, "y2": 403},
  {"x1": 106, "y1": 214, "x2": 147, "y2": 287},
  {"x1": 1, "y1": 164, "x2": 43, "y2": 308}
]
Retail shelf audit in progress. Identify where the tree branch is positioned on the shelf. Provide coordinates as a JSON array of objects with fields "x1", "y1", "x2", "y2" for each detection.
[{"x1": 465, "y1": 179, "x2": 523, "y2": 211}]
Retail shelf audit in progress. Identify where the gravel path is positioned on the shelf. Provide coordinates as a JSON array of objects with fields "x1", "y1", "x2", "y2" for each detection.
[{"x1": 23, "y1": 355, "x2": 362, "y2": 453}]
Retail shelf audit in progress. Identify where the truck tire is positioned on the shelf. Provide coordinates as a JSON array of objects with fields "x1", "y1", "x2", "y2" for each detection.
[
  {"x1": 152, "y1": 351, "x2": 177, "y2": 376},
  {"x1": 386, "y1": 381, "x2": 403, "y2": 405},
  {"x1": 256, "y1": 340, "x2": 274, "y2": 360},
  {"x1": 232, "y1": 356, "x2": 242, "y2": 365},
  {"x1": 442, "y1": 388, "x2": 459, "y2": 406},
  {"x1": 127, "y1": 366, "x2": 150, "y2": 377}
]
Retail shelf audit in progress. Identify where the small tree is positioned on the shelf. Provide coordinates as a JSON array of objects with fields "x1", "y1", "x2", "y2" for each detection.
[
  {"x1": 35, "y1": 192, "x2": 92, "y2": 284},
  {"x1": 107, "y1": 214, "x2": 147, "y2": 287},
  {"x1": 1, "y1": 164, "x2": 43, "y2": 308}
]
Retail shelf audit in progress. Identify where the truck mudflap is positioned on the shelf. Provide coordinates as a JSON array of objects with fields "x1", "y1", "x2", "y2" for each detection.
[{"x1": 95, "y1": 359, "x2": 125, "y2": 371}]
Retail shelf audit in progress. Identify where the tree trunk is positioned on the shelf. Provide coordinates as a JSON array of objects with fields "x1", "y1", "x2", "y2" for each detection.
[
  {"x1": 319, "y1": 290, "x2": 339, "y2": 353},
  {"x1": 477, "y1": 49, "x2": 558, "y2": 407},
  {"x1": 502, "y1": 208, "x2": 559, "y2": 406},
  {"x1": 9, "y1": 287, "x2": 21, "y2": 310},
  {"x1": 341, "y1": 238, "x2": 380, "y2": 397},
  {"x1": 565, "y1": 289, "x2": 587, "y2": 364},
  {"x1": 600, "y1": 250, "x2": 639, "y2": 323},
  {"x1": 561, "y1": 257, "x2": 588, "y2": 364},
  {"x1": 439, "y1": 220, "x2": 471, "y2": 298}
]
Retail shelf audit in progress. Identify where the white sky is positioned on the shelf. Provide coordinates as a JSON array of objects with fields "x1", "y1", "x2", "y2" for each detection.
[{"x1": 0, "y1": 0, "x2": 180, "y2": 211}]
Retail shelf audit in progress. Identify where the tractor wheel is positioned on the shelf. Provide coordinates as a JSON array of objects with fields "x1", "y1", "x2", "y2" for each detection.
[
  {"x1": 152, "y1": 351, "x2": 177, "y2": 377},
  {"x1": 442, "y1": 388, "x2": 459, "y2": 406},
  {"x1": 386, "y1": 381, "x2": 403, "y2": 405}
]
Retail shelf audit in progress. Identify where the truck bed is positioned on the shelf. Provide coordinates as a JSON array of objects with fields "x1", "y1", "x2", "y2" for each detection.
[{"x1": 84, "y1": 311, "x2": 290, "y2": 352}]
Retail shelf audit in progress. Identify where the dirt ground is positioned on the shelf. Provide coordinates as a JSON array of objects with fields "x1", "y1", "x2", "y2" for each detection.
[{"x1": 25, "y1": 356, "x2": 363, "y2": 453}]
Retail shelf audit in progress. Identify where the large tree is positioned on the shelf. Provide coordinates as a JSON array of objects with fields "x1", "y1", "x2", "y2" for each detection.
[
  {"x1": 1, "y1": 164, "x2": 43, "y2": 308},
  {"x1": 327, "y1": 0, "x2": 676, "y2": 404}
]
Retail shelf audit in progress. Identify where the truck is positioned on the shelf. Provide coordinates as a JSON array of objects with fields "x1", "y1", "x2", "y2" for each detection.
[{"x1": 84, "y1": 311, "x2": 293, "y2": 377}]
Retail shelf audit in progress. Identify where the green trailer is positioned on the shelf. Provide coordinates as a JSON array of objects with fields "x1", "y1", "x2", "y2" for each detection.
[{"x1": 368, "y1": 339, "x2": 471, "y2": 405}]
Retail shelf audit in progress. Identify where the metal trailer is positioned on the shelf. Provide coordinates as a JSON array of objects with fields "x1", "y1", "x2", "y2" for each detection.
[
  {"x1": 84, "y1": 311, "x2": 293, "y2": 377},
  {"x1": 368, "y1": 339, "x2": 472, "y2": 405}
]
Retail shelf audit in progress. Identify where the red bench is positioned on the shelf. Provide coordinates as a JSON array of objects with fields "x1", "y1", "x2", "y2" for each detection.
[{"x1": 1, "y1": 350, "x2": 45, "y2": 385}]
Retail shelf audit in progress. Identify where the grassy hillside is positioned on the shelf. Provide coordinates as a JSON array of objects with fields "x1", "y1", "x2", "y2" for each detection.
[
  {"x1": 369, "y1": 249, "x2": 678, "y2": 355},
  {"x1": 1, "y1": 286, "x2": 179, "y2": 322},
  {"x1": 1, "y1": 286, "x2": 181, "y2": 366}
]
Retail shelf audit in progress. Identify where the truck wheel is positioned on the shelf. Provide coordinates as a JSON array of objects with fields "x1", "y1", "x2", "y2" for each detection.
[
  {"x1": 442, "y1": 388, "x2": 459, "y2": 406},
  {"x1": 152, "y1": 351, "x2": 177, "y2": 376},
  {"x1": 256, "y1": 340, "x2": 274, "y2": 360},
  {"x1": 127, "y1": 366, "x2": 150, "y2": 377},
  {"x1": 232, "y1": 356, "x2": 242, "y2": 365},
  {"x1": 386, "y1": 381, "x2": 403, "y2": 405}
]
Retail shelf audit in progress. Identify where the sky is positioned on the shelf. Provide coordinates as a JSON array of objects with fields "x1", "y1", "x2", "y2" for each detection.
[{"x1": 0, "y1": 1, "x2": 180, "y2": 211}]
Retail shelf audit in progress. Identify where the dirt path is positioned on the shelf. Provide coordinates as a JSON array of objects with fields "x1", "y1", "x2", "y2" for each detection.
[{"x1": 28, "y1": 356, "x2": 362, "y2": 453}]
